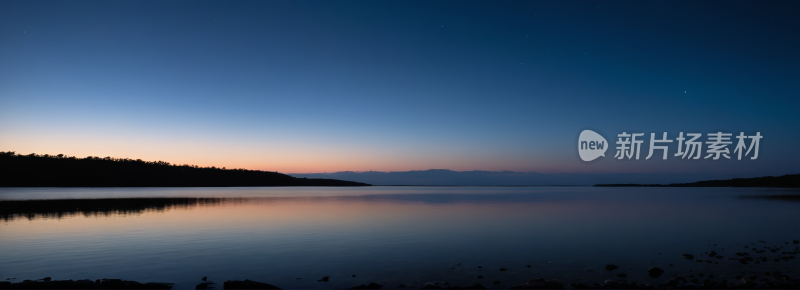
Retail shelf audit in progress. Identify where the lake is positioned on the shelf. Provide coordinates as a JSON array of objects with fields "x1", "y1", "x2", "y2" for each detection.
[{"x1": 1, "y1": 186, "x2": 799, "y2": 289}]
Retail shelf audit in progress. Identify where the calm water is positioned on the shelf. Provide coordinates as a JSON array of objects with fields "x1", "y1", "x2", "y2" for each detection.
[{"x1": 1, "y1": 186, "x2": 799, "y2": 289}]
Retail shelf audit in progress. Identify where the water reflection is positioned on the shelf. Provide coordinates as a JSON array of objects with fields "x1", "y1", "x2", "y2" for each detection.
[
  {"x1": 3, "y1": 190, "x2": 800, "y2": 222},
  {"x1": 0, "y1": 188, "x2": 799, "y2": 289},
  {"x1": 0, "y1": 194, "x2": 565, "y2": 221},
  {"x1": 0, "y1": 198, "x2": 234, "y2": 221}
]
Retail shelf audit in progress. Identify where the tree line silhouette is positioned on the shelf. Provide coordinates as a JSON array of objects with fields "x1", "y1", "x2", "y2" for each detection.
[
  {"x1": 594, "y1": 173, "x2": 800, "y2": 188},
  {"x1": 0, "y1": 151, "x2": 370, "y2": 187}
]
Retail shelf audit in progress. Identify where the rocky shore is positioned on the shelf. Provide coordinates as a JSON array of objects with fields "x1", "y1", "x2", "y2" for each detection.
[
  {"x1": 2, "y1": 240, "x2": 797, "y2": 289},
  {"x1": 0, "y1": 278, "x2": 173, "y2": 289}
]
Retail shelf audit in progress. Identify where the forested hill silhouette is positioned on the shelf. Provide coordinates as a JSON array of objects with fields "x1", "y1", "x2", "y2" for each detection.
[
  {"x1": 0, "y1": 152, "x2": 370, "y2": 187},
  {"x1": 594, "y1": 173, "x2": 800, "y2": 188}
]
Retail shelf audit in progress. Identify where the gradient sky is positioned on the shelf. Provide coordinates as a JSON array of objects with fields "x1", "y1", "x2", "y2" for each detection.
[{"x1": 1, "y1": 0, "x2": 798, "y2": 176}]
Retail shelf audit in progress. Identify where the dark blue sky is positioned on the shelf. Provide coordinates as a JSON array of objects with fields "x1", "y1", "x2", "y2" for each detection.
[{"x1": 1, "y1": 1, "x2": 798, "y2": 177}]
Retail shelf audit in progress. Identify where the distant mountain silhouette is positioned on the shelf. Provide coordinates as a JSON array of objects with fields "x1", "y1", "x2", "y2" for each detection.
[
  {"x1": 290, "y1": 169, "x2": 758, "y2": 186},
  {"x1": 0, "y1": 152, "x2": 369, "y2": 187},
  {"x1": 594, "y1": 173, "x2": 800, "y2": 188}
]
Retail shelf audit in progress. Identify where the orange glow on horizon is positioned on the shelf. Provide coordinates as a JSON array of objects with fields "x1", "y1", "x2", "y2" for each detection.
[{"x1": 1, "y1": 129, "x2": 703, "y2": 174}]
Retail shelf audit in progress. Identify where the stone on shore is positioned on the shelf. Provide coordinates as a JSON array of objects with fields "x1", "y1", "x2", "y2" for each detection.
[
  {"x1": 98, "y1": 279, "x2": 174, "y2": 289},
  {"x1": 586, "y1": 280, "x2": 640, "y2": 289},
  {"x1": 460, "y1": 281, "x2": 486, "y2": 289},
  {"x1": 9, "y1": 279, "x2": 98, "y2": 289},
  {"x1": 7, "y1": 278, "x2": 172, "y2": 289},
  {"x1": 729, "y1": 279, "x2": 759, "y2": 289},
  {"x1": 604, "y1": 264, "x2": 619, "y2": 271},
  {"x1": 350, "y1": 282, "x2": 382, "y2": 289},
  {"x1": 223, "y1": 280, "x2": 280, "y2": 289},
  {"x1": 648, "y1": 267, "x2": 664, "y2": 278},
  {"x1": 508, "y1": 278, "x2": 565, "y2": 289}
]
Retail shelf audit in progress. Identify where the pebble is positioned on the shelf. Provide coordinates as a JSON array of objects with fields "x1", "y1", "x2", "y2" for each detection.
[{"x1": 648, "y1": 267, "x2": 665, "y2": 278}]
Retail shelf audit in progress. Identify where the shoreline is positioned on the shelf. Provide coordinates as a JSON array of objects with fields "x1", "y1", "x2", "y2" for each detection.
[{"x1": 3, "y1": 239, "x2": 798, "y2": 289}]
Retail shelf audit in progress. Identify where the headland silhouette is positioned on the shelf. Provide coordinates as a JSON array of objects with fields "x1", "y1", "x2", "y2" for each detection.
[{"x1": 0, "y1": 152, "x2": 369, "y2": 187}]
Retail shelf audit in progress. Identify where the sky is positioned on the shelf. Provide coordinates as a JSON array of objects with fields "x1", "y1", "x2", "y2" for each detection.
[{"x1": 1, "y1": 0, "x2": 799, "y2": 178}]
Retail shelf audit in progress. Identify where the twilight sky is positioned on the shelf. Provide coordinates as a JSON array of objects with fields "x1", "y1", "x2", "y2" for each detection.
[{"x1": 1, "y1": 0, "x2": 798, "y2": 177}]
